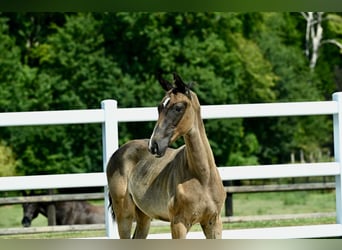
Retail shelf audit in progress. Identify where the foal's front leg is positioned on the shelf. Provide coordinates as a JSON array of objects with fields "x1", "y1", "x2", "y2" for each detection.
[
  {"x1": 200, "y1": 213, "x2": 223, "y2": 239},
  {"x1": 170, "y1": 218, "x2": 190, "y2": 239}
]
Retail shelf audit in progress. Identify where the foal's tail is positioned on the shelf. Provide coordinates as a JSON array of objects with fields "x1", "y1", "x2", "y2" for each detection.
[{"x1": 107, "y1": 193, "x2": 116, "y2": 221}]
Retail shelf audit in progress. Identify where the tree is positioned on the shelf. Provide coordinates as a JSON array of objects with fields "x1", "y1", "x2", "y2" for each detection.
[
  {"x1": 301, "y1": 12, "x2": 342, "y2": 70},
  {"x1": 98, "y1": 12, "x2": 278, "y2": 166},
  {"x1": 0, "y1": 12, "x2": 337, "y2": 176},
  {"x1": 0, "y1": 13, "x2": 134, "y2": 175},
  {"x1": 0, "y1": 141, "x2": 17, "y2": 177},
  {"x1": 244, "y1": 13, "x2": 332, "y2": 164},
  {"x1": 0, "y1": 16, "x2": 33, "y2": 112}
]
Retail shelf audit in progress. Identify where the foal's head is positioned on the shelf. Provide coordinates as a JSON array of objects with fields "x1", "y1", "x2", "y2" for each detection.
[
  {"x1": 21, "y1": 202, "x2": 41, "y2": 227},
  {"x1": 148, "y1": 73, "x2": 199, "y2": 157}
]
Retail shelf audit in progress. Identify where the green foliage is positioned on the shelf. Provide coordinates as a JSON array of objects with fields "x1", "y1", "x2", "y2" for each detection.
[
  {"x1": 230, "y1": 33, "x2": 277, "y2": 103},
  {"x1": 0, "y1": 141, "x2": 17, "y2": 177},
  {"x1": 0, "y1": 12, "x2": 339, "y2": 176},
  {"x1": 227, "y1": 133, "x2": 260, "y2": 166},
  {"x1": 244, "y1": 13, "x2": 334, "y2": 164},
  {"x1": 326, "y1": 13, "x2": 342, "y2": 49}
]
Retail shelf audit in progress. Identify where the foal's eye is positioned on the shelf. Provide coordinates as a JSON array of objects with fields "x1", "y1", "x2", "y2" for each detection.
[{"x1": 174, "y1": 103, "x2": 184, "y2": 112}]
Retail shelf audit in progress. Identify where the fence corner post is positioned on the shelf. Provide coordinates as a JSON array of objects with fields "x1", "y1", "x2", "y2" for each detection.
[
  {"x1": 101, "y1": 99, "x2": 119, "y2": 238},
  {"x1": 333, "y1": 92, "x2": 342, "y2": 224}
]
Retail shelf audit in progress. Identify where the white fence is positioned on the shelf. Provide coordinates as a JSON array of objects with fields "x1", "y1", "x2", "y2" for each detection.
[{"x1": 1, "y1": 93, "x2": 342, "y2": 239}]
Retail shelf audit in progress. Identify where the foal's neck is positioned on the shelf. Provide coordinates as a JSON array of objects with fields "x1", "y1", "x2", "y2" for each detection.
[
  {"x1": 184, "y1": 108, "x2": 216, "y2": 183},
  {"x1": 39, "y1": 203, "x2": 49, "y2": 217}
]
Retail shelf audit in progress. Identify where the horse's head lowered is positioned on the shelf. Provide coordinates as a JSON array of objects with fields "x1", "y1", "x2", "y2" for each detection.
[
  {"x1": 148, "y1": 73, "x2": 199, "y2": 157},
  {"x1": 22, "y1": 202, "x2": 42, "y2": 227}
]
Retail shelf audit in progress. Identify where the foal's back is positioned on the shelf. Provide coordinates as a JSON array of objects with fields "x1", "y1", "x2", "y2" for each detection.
[{"x1": 56, "y1": 201, "x2": 105, "y2": 225}]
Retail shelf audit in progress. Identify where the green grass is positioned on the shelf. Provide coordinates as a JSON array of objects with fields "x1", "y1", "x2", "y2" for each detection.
[
  {"x1": 1, "y1": 216, "x2": 336, "y2": 239},
  {"x1": 0, "y1": 204, "x2": 47, "y2": 228},
  {"x1": 0, "y1": 190, "x2": 337, "y2": 238},
  {"x1": 0, "y1": 230, "x2": 106, "y2": 239},
  {"x1": 232, "y1": 190, "x2": 336, "y2": 216}
]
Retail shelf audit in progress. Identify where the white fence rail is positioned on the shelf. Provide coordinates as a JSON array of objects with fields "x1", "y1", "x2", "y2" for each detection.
[{"x1": 1, "y1": 93, "x2": 342, "y2": 239}]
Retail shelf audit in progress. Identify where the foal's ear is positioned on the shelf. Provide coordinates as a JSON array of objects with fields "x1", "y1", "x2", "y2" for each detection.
[
  {"x1": 173, "y1": 73, "x2": 191, "y2": 98},
  {"x1": 157, "y1": 72, "x2": 173, "y2": 91}
]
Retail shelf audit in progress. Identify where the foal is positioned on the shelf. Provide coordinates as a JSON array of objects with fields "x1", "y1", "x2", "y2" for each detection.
[
  {"x1": 22, "y1": 201, "x2": 105, "y2": 227},
  {"x1": 106, "y1": 73, "x2": 225, "y2": 239}
]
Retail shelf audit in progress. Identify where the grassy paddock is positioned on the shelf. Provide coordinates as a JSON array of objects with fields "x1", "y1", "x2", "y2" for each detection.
[
  {"x1": 0, "y1": 216, "x2": 336, "y2": 239},
  {"x1": 0, "y1": 190, "x2": 337, "y2": 238},
  {"x1": 232, "y1": 190, "x2": 336, "y2": 216}
]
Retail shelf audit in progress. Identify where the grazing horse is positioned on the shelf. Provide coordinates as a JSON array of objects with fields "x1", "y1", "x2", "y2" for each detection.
[
  {"x1": 21, "y1": 201, "x2": 105, "y2": 227},
  {"x1": 106, "y1": 73, "x2": 226, "y2": 239}
]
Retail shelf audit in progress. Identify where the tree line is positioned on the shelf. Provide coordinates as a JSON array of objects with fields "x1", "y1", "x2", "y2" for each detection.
[{"x1": 0, "y1": 12, "x2": 341, "y2": 177}]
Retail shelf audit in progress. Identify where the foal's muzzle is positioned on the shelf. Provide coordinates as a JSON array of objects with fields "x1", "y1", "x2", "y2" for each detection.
[
  {"x1": 22, "y1": 216, "x2": 31, "y2": 227},
  {"x1": 148, "y1": 135, "x2": 170, "y2": 158},
  {"x1": 149, "y1": 140, "x2": 159, "y2": 155}
]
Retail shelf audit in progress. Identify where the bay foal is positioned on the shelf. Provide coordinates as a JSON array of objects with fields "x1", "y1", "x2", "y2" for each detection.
[{"x1": 106, "y1": 73, "x2": 225, "y2": 239}]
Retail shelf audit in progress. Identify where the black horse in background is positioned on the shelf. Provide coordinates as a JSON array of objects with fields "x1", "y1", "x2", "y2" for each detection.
[{"x1": 22, "y1": 199, "x2": 105, "y2": 227}]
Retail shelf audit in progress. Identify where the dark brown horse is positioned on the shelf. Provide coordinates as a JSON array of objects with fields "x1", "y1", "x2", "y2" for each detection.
[
  {"x1": 22, "y1": 201, "x2": 105, "y2": 227},
  {"x1": 106, "y1": 73, "x2": 225, "y2": 239}
]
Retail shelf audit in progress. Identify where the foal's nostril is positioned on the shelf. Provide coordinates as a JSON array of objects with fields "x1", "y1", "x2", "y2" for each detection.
[
  {"x1": 148, "y1": 139, "x2": 160, "y2": 155},
  {"x1": 150, "y1": 141, "x2": 159, "y2": 155}
]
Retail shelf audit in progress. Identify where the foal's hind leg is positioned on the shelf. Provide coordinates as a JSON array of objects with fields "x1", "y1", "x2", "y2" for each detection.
[
  {"x1": 109, "y1": 183, "x2": 135, "y2": 239},
  {"x1": 109, "y1": 191, "x2": 136, "y2": 239},
  {"x1": 132, "y1": 207, "x2": 151, "y2": 239}
]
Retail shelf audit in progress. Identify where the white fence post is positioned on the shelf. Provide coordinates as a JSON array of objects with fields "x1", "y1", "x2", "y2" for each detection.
[
  {"x1": 333, "y1": 92, "x2": 342, "y2": 224},
  {"x1": 101, "y1": 100, "x2": 119, "y2": 238}
]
